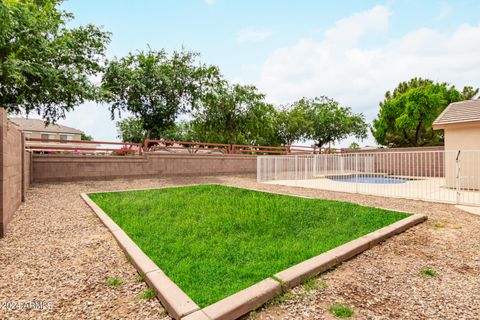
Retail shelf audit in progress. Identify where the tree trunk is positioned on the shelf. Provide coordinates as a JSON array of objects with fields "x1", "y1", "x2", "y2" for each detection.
[
  {"x1": 317, "y1": 141, "x2": 324, "y2": 153},
  {"x1": 230, "y1": 129, "x2": 236, "y2": 144},
  {"x1": 414, "y1": 120, "x2": 422, "y2": 147}
]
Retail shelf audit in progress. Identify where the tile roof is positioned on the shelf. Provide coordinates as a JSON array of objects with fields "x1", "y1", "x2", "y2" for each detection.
[
  {"x1": 433, "y1": 99, "x2": 480, "y2": 128},
  {"x1": 9, "y1": 117, "x2": 83, "y2": 134}
]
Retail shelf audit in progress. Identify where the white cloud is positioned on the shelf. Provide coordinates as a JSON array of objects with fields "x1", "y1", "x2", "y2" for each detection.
[
  {"x1": 60, "y1": 102, "x2": 124, "y2": 141},
  {"x1": 237, "y1": 27, "x2": 273, "y2": 43},
  {"x1": 258, "y1": 5, "x2": 480, "y2": 128},
  {"x1": 205, "y1": 0, "x2": 215, "y2": 5},
  {"x1": 436, "y1": 2, "x2": 452, "y2": 20},
  {"x1": 323, "y1": 5, "x2": 390, "y2": 48}
]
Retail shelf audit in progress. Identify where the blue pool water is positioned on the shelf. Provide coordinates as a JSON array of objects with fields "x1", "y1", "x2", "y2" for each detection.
[{"x1": 328, "y1": 175, "x2": 407, "y2": 184}]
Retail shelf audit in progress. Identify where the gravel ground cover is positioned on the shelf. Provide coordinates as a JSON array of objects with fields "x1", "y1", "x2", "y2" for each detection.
[{"x1": 0, "y1": 175, "x2": 479, "y2": 320}]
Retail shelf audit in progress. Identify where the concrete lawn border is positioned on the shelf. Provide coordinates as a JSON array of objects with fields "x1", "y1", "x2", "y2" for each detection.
[
  {"x1": 81, "y1": 193, "x2": 200, "y2": 319},
  {"x1": 80, "y1": 186, "x2": 427, "y2": 320}
]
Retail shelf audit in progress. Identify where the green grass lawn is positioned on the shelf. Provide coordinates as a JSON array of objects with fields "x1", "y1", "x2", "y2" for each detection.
[{"x1": 89, "y1": 184, "x2": 409, "y2": 307}]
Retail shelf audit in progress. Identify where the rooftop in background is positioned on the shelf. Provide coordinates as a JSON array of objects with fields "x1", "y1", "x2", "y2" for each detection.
[
  {"x1": 433, "y1": 99, "x2": 480, "y2": 129},
  {"x1": 9, "y1": 117, "x2": 83, "y2": 134}
]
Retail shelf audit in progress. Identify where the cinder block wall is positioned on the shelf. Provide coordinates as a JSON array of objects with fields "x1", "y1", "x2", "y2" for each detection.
[
  {"x1": 1, "y1": 108, "x2": 29, "y2": 237},
  {"x1": 32, "y1": 153, "x2": 257, "y2": 183}
]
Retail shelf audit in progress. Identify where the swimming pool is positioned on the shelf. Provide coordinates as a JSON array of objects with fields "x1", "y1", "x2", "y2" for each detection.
[{"x1": 328, "y1": 175, "x2": 408, "y2": 184}]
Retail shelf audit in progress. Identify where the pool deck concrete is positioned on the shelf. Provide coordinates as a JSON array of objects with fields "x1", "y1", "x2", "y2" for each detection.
[
  {"x1": 455, "y1": 205, "x2": 480, "y2": 216},
  {"x1": 265, "y1": 177, "x2": 480, "y2": 206}
]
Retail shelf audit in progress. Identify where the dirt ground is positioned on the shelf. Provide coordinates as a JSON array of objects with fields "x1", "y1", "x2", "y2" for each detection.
[{"x1": 0, "y1": 175, "x2": 478, "y2": 319}]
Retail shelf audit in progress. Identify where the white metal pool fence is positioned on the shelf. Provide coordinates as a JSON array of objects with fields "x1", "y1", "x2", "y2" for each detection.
[{"x1": 257, "y1": 150, "x2": 480, "y2": 206}]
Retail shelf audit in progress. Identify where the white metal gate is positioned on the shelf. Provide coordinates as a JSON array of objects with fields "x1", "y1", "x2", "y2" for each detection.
[{"x1": 257, "y1": 150, "x2": 480, "y2": 206}]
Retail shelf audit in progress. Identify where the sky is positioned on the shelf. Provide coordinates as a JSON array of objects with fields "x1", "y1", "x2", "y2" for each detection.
[{"x1": 47, "y1": 0, "x2": 480, "y2": 146}]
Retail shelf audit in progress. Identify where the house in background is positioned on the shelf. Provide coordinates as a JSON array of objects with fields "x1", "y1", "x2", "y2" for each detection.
[
  {"x1": 433, "y1": 99, "x2": 480, "y2": 189},
  {"x1": 9, "y1": 117, "x2": 83, "y2": 141},
  {"x1": 9, "y1": 117, "x2": 92, "y2": 154}
]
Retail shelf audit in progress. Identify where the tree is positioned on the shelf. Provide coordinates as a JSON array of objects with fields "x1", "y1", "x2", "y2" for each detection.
[
  {"x1": 116, "y1": 117, "x2": 146, "y2": 143},
  {"x1": 160, "y1": 121, "x2": 212, "y2": 143},
  {"x1": 273, "y1": 103, "x2": 310, "y2": 145},
  {"x1": 297, "y1": 97, "x2": 367, "y2": 148},
  {"x1": 349, "y1": 141, "x2": 360, "y2": 149},
  {"x1": 81, "y1": 133, "x2": 93, "y2": 141},
  {"x1": 192, "y1": 81, "x2": 278, "y2": 145},
  {"x1": 372, "y1": 78, "x2": 474, "y2": 147},
  {"x1": 461, "y1": 86, "x2": 479, "y2": 100},
  {"x1": 117, "y1": 116, "x2": 203, "y2": 144},
  {"x1": 101, "y1": 49, "x2": 220, "y2": 140},
  {"x1": 0, "y1": 0, "x2": 110, "y2": 123}
]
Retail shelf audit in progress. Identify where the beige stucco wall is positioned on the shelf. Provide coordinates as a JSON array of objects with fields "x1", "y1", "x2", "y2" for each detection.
[
  {"x1": 26, "y1": 131, "x2": 81, "y2": 140},
  {"x1": 444, "y1": 122, "x2": 480, "y2": 151},
  {"x1": 441, "y1": 122, "x2": 480, "y2": 189}
]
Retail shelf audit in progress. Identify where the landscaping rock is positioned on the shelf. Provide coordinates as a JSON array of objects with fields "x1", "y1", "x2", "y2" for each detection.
[{"x1": 0, "y1": 175, "x2": 478, "y2": 319}]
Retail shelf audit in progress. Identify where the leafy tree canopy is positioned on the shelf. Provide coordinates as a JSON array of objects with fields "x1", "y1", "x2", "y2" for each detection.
[
  {"x1": 372, "y1": 78, "x2": 478, "y2": 147},
  {"x1": 160, "y1": 121, "x2": 199, "y2": 142},
  {"x1": 296, "y1": 97, "x2": 368, "y2": 148},
  {"x1": 101, "y1": 49, "x2": 220, "y2": 140},
  {"x1": 0, "y1": 0, "x2": 110, "y2": 123},
  {"x1": 192, "y1": 80, "x2": 279, "y2": 145},
  {"x1": 461, "y1": 86, "x2": 479, "y2": 100},
  {"x1": 116, "y1": 117, "x2": 145, "y2": 143},
  {"x1": 273, "y1": 103, "x2": 310, "y2": 146},
  {"x1": 349, "y1": 141, "x2": 360, "y2": 149},
  {"x1": 116, "y1": 116, "x2": 199, "y2": 144},
  {"x1": 80, "y1": 133, "x2": 93, "y2": 141}
]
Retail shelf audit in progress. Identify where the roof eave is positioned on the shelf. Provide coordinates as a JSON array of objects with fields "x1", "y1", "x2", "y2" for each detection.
[{"x1": 432, "y1": 119, "x2": 480, "y2": 130}]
